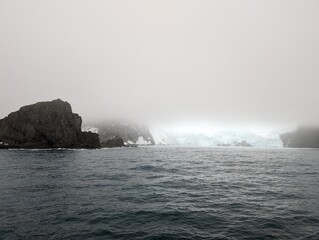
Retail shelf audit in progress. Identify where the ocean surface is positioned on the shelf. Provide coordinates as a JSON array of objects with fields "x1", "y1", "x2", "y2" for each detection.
[{"x1": 0, "y1": 147, "x2": 318, "y2": 240}]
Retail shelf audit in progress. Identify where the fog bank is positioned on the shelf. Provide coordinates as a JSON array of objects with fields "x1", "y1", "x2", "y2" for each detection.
[{"x1": 1, "y1": 0, "x2": 319, "y2": 127}]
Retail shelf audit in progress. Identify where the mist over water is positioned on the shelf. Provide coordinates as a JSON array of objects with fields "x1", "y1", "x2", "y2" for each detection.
[{"x1": 1, "y1": 0, "x2": 319, "y2": 129}]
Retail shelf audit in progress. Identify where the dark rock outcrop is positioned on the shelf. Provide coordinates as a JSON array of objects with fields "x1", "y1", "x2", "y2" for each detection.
[
  {"x1": 79, "y1": 132, "x2": 101, "y2": 149},
  {"x1": 83, "y1": 121, "x2": 155, "y2": 146},
  {"x1": 0, "y1": 99, "x2": 100, "y2": 149},
  {"x1": 280, "y1": 127, "x2": 319, "y2": 148},
  {"x1": 101, "y1": 135, "x2": 125, "y2": 148}
]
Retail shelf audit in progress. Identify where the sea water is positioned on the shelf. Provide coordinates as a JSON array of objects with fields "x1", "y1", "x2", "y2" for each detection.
[{"x1": 0, "y1": 147, "x2": 318, "y2": 239}]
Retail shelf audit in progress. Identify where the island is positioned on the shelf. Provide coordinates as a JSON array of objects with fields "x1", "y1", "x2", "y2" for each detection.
[{"x1": 0, "y1": 99, "x2": 100, "y2": 149}]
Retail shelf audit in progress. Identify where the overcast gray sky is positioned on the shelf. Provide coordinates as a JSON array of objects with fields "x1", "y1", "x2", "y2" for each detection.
[{"x1": 0, "y1": 0, "x2": 318, "y2": 126}]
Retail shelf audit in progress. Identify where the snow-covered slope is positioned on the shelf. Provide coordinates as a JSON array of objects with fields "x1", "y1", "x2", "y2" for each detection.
[
  {"x1": 150, "y1": 129, "x2": 168, "y2": 145},
  {"x1": 83, "y1": 121, "x2": 155, "y2": 146},
  {"x1": 82, "y1": 126, "x2": 99, "y2": 134}
]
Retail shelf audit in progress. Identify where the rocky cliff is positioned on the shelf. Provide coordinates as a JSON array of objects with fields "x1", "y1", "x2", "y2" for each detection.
[
  {"x1": 0, "y1": 99, "x2": 100, "y2": 149},
  {"x1": 280, "y1": 127, "x2": 319, "y2": 148}
]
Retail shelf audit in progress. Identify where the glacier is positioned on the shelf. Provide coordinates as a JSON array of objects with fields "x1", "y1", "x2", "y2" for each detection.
[{"x1": 150, "y1": 128, "x2": 283, "y2": 147}]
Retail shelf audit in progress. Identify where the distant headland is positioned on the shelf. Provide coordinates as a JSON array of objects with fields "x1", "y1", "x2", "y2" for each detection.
[{"x1": 280, "y1": 127, "x2": 319, "y2": 148}]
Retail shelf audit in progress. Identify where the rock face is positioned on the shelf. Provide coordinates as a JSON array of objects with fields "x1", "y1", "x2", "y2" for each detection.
[
  {"x1": 101, "y1": 135, "x2": 125, "y2": 148},
  {"x1": 280, "y1": 127, "x2": 319, "y2": 148},
  {"x1": 83, "y1": 121, "x2": 155, "y2": 146},
  {"x1": 0, "y1": 99, "x2": 100, "y2": 149}
]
